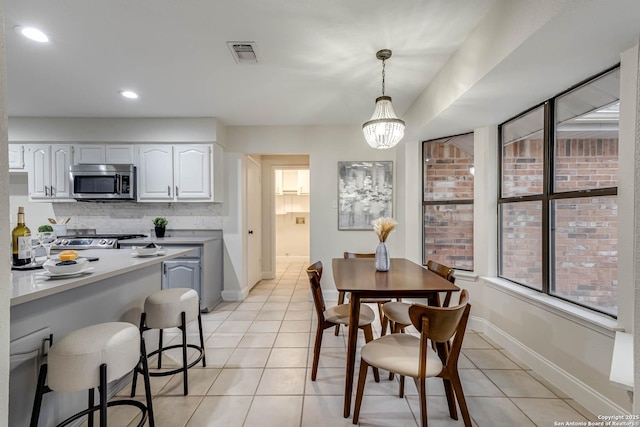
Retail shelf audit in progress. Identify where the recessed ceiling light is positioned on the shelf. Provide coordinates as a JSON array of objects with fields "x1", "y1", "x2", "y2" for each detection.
[
  {"x1": 119, "y1": 90, "x2": 139, "y2": 99},
  {"x1": 15, "y1": 26, "x2": 49, "y2": 43}
]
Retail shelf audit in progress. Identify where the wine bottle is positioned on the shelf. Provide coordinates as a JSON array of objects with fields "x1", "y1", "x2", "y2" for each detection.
[{"x1": 12, "y1": 206, "x2": 32, "y2": 266}]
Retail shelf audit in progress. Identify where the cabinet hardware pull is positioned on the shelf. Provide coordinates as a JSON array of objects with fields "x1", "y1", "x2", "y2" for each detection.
[
  {"x1": 176, "y1": 186, "x2": 179, "y2": 196},
  {"x1": 248, "y1": 230, "x2": 254, "y2": 235},
  {"x1": 44, "y1": 186, "x2": 48, "y2": 197},
  {"x1": 168, "y1": 186, "x2": 171, "y2": 197},
  {"x1": 51, "y1": 186, "x2": 55, "y2": 196},
  {"x1": 163, "y1": 264, "x2": 167, "y2": 275}
]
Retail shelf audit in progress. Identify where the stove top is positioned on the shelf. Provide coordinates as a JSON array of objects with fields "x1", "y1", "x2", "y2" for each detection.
[{"x1": 51, "y1": 234, "x2": 147, "y2": 250}]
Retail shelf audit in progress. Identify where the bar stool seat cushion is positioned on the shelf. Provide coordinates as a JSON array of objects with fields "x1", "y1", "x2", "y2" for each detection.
[
  {"x1": 48, "y1": 322, "x2": 140, "y2": 392},
  {"x1": 144, "y1": 288, "x2": 199, "y2": 329},
  {"x1": 382, "y1": 301, "x2": 412, "y2": 325}
]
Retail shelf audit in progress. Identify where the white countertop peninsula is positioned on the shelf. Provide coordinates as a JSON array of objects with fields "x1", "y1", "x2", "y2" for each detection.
[
  {"x1": 11, "y1": 247, "x2": 192, "y2": 306},
  {"x1": 9, "y1": 247, "x2": 191, "y2": 426}
]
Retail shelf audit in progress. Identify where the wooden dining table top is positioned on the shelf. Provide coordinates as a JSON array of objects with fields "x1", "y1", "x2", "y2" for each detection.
[{"x1": 332, "y1": 257, "x2": 460, "y2": 296}]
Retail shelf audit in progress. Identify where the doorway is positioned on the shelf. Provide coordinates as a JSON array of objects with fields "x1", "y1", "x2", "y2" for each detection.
[{"x1": 274, "y1": 167, "x2": 310, "y2": 264}]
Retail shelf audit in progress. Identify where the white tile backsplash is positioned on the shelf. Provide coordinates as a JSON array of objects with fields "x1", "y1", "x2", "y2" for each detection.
[{"x1": 51, "y1": 202, "x2": 224, "y2": 234}]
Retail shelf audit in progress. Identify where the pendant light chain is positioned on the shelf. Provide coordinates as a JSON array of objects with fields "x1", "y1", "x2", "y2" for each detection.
[{"x1": 381, "y1": 58, "x2": 386, "y2": 96}]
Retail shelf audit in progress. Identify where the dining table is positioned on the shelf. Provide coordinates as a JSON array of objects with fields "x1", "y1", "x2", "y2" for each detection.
[{"x1": 332, "y1": 257, "x2": 460, "y2": 418}]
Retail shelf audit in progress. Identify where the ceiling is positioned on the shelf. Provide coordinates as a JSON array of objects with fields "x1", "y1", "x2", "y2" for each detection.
[
  {"x1": 5, "y1": 1, "x2": 640, "y2": 141},
  {"x1": 3, "y1": 0, "x2": 495, "y2": 126}
]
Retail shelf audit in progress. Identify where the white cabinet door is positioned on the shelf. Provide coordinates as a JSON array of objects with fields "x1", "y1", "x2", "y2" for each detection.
[
  {"x1": 174, "y1": 145, "x2": 211, "y2": 201},
  {"x1": 8, "y1": 144, "x2": 25, "y2": 170},
  {"x1": 50, "y1": 145, "x2": 73, "y2": 199},
  {"x1": 137, "y1": 145, "x2": 174, "y2": 201},
  {"x1": 298, "y1": 169, "x2": 310, "y2": 194},
  {"x1": 26, "y1": 145, "x2": 51, "y2": 199},
  {"x1": 27, "y1": 145, "x2": 73, "y2": 200},
  {"x1": 105, "y1": 145, "x2": 134, "y2": 164},
  {"x1": 74, "y1": 144, "x2": 106, "y2": 164}
]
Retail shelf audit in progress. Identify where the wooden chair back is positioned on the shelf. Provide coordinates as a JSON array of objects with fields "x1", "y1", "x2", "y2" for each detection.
[
  {"x1": 343, "y1": 252, "x2": 375, "y2": 259},
  {"x1": 409, "y1": 289, "x2": 469, "y2": 344},
  {"x1": 306, "y1": 261, "x2": 326, "y2": 322},
  {"x1": 426, "y1": 259, "x2": 454, "y2": 282}
]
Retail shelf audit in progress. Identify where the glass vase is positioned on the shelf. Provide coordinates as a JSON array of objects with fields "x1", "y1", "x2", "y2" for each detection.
[{"x1": 375, "y1": 241, "x2": 390, "y2": 272}]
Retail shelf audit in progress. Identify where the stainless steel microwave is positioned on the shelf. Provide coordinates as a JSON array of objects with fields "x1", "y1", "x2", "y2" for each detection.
[{"x1": 70, "y1": 164, "x2": 136, "y2": 201}]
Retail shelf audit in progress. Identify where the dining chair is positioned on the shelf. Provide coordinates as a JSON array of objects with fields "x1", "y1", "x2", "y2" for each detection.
[
  {"x1": 335, "y1": 252, "x2": 395, "y2": 336},
  {"x1": 381, "y1": 259, "x2": 455, "y2": 336},
  {"x1": 306, "y1": 261, "x2": 379, "y2": 382},
  {"x1": 353, "y1": 290, "x2": 472, "y2": 427}
]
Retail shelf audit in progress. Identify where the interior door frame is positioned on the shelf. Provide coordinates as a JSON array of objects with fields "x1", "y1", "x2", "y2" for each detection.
[{"x1": 246, "y1": 156, "x2": 262, "y2": 290}]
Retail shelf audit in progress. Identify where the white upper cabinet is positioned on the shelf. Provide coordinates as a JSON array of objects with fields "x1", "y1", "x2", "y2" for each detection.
[
  {"x1": 137, "y1": 143, "x2": 223, "y2": 203},
  {"x1": 298, "y1": 169, "x2": 310, "y2": 194},
  {"x1": 137, "y1": 145, "x2": 174, "y2": 201},
  {"x1": 275, "y1": 168, "x2": 310, "y2": 195},
  {"x1": 74, "y1": 144, "x2": 134, "y2": 164},
  {"x1": 26, "y1": 144, "x2": 73, "y2": 201},
  {"x1": 174, "y1": 145, "x2": 211, "y2": 200},
  {"x1": 8, "y1": 144, "x2": 25, "y2": 170}
]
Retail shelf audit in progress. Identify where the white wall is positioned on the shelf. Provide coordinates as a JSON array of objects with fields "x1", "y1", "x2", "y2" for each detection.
[{"x1": 227, "y1": 126, "x2": 402, "y2": 299}]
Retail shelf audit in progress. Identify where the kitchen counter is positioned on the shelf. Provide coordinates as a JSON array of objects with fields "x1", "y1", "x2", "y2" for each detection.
[{"x1": 11, "y1": 247, "x2": 192, "y2": 306}]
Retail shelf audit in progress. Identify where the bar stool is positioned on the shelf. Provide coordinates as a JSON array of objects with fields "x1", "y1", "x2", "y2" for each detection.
[
  {"x1": 132, "y1": 288, "x2": 206, "y2": 396},
  {"x1": 30, "y1": 322, "x2": 154, "y2": 427}
]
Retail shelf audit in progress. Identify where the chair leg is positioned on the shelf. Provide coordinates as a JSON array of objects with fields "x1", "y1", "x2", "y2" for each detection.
[
  {"x1": 30, "y1": 364, "x2": 48, "y2": 427},
  {"x1": 381, "y1": 314, "x2": 388, "y2": 336},
  {"x1": 352, "y1": 359, "x2": 369, "y2": 425},
  {"x1": 99, "y1": 364, "x2": 108, "y2": 427},
  {"x1": 181, "y1": 311, "x2": 189, "y2": 396},
  {"x1": 311, "y1": 324, "x2": 324, "y2": 381},
  {"x1": 335, "y1": 292, "x2": 345, "y2": 336},
  {"x1": 140, "y1": 337, "x2": 155, "y2": 427},
  {"x1": 362, "y1": 325, "x2": 380, "y2": 383},
  {"x1": 399, "y1": 375, "x2": 405, "y2": 398},
  {"x1": 417, "y1": 376, "x2": 428, "y2": 427},
  {"x1": 442, "y1": 377, "x2": 458, "y2": 420},
  {"x1": 197, "y1": 312, "x2": 207, "y2": 367},
  {"x1": 450, "y1": 371, "x2": 472, "y2": 427}
]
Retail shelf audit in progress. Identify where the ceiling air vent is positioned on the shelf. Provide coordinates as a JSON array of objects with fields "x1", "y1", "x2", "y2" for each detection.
[{"x1": 227, "y1": 42, "x2": 258, "y2": 64}]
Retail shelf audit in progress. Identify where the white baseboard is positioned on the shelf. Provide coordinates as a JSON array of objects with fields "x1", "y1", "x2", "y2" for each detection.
[{"x1": 469, "y1": 316, "x2": 630, "y2": 416}]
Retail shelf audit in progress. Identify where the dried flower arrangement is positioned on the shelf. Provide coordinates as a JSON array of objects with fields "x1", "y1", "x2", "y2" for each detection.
[{"x1": 371, "y1": 217, "x2": 398, "y2": 242}]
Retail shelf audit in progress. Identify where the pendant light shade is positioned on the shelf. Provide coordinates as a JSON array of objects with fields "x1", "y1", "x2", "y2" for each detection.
[{"x1": 362, "y1": 50, "x2": 405, "y2": 149}]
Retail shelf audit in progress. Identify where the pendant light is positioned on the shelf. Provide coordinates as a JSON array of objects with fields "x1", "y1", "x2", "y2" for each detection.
[{"x1": 362, "y1": 49, "x2": 405, "y2": 149}]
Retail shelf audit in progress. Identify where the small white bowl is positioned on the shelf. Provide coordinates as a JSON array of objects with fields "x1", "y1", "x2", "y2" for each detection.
[
  {"x1": 43, "y1": 258, "x2": 88, "y2": 275},
  {"x1": 133, "y1": 245, "x2": 161, "y2": 256}
]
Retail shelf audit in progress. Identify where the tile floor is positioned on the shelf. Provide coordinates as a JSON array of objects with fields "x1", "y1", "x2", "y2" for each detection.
[{"x1": 102, "y1": 260, "x2": 597, "y2": 426}]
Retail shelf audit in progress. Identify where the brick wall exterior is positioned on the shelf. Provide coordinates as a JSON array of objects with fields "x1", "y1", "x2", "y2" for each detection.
[
  {"x1": 500, "y1": 136, "x2": 618, "y2": 314},
  {"x1": 423, "y1": 140, "x2": 474, "y2": 270}
]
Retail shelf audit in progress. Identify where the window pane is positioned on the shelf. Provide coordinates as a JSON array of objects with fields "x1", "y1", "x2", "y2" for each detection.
[
  {"x1": 423, "y1": 204, "x2": 473, "y2": 270},
  {"x1": 423, "y1": 133, "x2": 474, "y2": 201},
  {"x1": 552, "y1": 197, "x2": 618, "y2": 315},
  {"x1": 500, "y1": 201, "x2": 542, "y2": 289},
  {"x1": 554, "y1": 69, "x2": 620, "y2": 192},
  {"x1": 501, "y1": 106, "x2": 544, "y2": 197}
]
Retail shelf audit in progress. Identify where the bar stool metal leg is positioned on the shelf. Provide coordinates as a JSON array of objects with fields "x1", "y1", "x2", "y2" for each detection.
[
  {"x1": 197, "y1": 312, "x2": 206, "y2": 367},
  {"x1": 30, "y1": 364, "x2": 49, "y2": 427},
  {"x1": 181, "y1": 312, "x2": 189, "y2": 395},
  {"x1": 140, "y1": 337, "x2": 155, "y2": 427},
  {"x1": 99, "y1": 364, "x2": 107, "y2": 427},
  {"x1": 88, "y1": 388, "x2": 95, "y2": 427}
]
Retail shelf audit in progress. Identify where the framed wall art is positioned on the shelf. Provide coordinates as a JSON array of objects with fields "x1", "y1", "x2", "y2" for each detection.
[{"x1": 338, "y1": 161, "x2": 393, "y2": 230}]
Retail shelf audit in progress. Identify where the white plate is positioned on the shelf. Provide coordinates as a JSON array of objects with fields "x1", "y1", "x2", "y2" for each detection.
[
  {"x1": 42, "y1": 258, "x2": 89, "y2": 274},
  {"x1": 131, "y1": 250, "x2": 167, "y2": 258},
  {"x1": 37, "y1": 267, "x2": 94, "y2": 279},
  {"x1": 132, "y1": 245, "x2": 163, "y2": 256}
]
